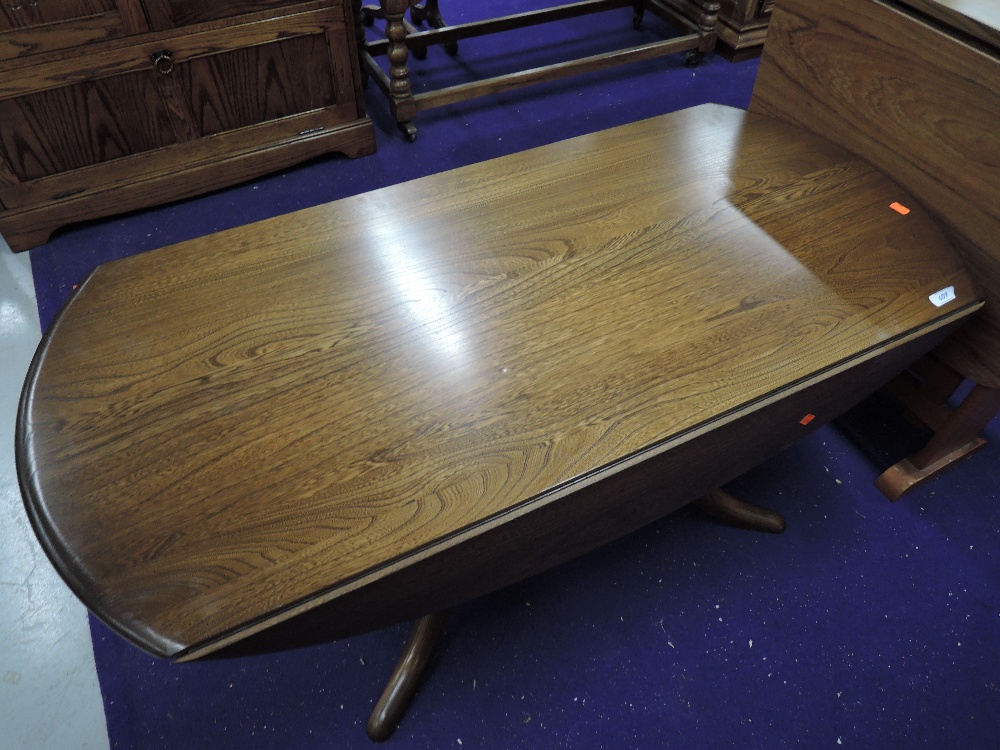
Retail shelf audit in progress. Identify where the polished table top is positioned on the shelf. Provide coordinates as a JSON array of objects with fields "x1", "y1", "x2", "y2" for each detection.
[{"x1": 18, "y1": 104, "x2": 980, "y2": 659}]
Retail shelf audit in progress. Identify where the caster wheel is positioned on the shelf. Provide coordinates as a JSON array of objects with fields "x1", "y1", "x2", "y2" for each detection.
[
  {"x1": 684, "y1": 50, "x2": 704, "y2": 68},
  {"x1": 413, "y1": 46, "x2": 428, "y2": 60},
  {"x1": 632, "y1": 13, "x2": 643, "y2": 30},
  {"x1": 445, "y1": 42, "x2": 459, "y2": 56},
  {"x1": 400, "y1": 122, "x2": 418, "y2": 142}
]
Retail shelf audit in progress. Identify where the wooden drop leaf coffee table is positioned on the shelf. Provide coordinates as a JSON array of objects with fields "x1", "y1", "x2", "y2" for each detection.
[{"x1": 17, "y1": 104, "x2": 982, "y2": 739}]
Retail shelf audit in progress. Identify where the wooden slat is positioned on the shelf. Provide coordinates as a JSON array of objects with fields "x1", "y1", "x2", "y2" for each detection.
[
  {"x1": 363, "y1": 0, "x2": 633, "y2": 56},
  {"x1": 413, "y1": 37, "x2": 696, "y2": 112}
]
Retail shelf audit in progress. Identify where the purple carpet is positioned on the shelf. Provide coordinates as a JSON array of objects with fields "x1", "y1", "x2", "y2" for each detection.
[{"x1": 25, "y1": 3, "x2": 1000, "y2": 748}]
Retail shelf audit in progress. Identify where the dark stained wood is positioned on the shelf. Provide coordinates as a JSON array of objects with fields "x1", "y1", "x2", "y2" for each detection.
[
  {"x1": 750, "y1": 0, "x2": 1000, "y2": 387},
  {"x1": 0, "y1": 14, "x2": 126, "y2": 61},
  {"x1": 18, "y1": 105, "x2": 982, "y2": 660},
  {"x1": 875, "y1": 383, "x2": 1000, "y2": 500},
  {"x1": 365, "y1": 0, "x2": 635, "y2": 54},
  {"x1": 0, "y1": 8, "x2": 343, "y2": 98},
  {"x1": 361, "y1": 0, "x2": 454, "y2": 64},
  {"x1": 0, "y1": 106, "x2": 360, "y2": 212},
  {"x1": 410, "y1": 36, "x2": 699, "y2": 113},
  {"x1": 366, "y1": 611, "x2": 450, "y2": 741},
  {"x1": 0, "y1": 1, "x2": 333, "y2": 70},
  {"x1": 181, "y1": 33, "x2": 338, "y2": 136},
  {"x1": 0, "y1": 1, "x2": 375, "y2": 251},
  {"x1": 0, "y1": 118, "x2": 376, "y2": 250},
  {"x1": 201, "y1": 319, "x2": 969, "y2": 660},
  {"x1": 149, "y1": 0, "x2": 313, "y2": 29},
  {"x1": 0, "y1": 1, "x2": 148, "y2": 60},
  {"x1": 908, "y1": 356, "x2": 966, "y2": 423},
  {"x1": 0, "y1": 0, "x2": 115, "y2": 30},
  {"x1": 362, "y1": 0, "x2": 718, "y2": 139},
  {"x1": 673, "y1": 0, "x2": 772, "y2": 59},
  {"x1": 750, "y1": 0, "x2": 1000, "y2": 500},
  {"x1": 694, "y1": 489, "x2": 786, "y2": 534},
  {"x1": 0, "y1": 70, "x2": 178, "y2": 181}
]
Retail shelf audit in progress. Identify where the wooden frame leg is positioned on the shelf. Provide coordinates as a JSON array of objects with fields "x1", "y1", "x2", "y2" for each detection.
[
  {"x1": 375, "y1": 0, "x2": 418, "y2": 141},
  {"x1": 694, "y1": 489, "x2": 786, "y2": 534},
  {"x1": 411, "y1": 0, "x2": 458, "y2": 55},
  {"x1": 875, "y1": 383, "x2": 1000, "y2": 501},
  {"x1": 367, "y1": 610, "x2": 450, "y2": 741}
]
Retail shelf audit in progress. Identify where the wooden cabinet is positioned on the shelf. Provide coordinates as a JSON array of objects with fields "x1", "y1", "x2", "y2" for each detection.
[
  {"x1": 672, "y1": 0, "x2": 772, "y2": 60},
  {"x1": 716, "y1": 0, "x2": 773, "y2": 59},
  {"x1": 0, "y1": 0, "x2": 376, "y2": 251},
  {"x1": 0, "y1": 1, "x2": 149, "y2": 60}
]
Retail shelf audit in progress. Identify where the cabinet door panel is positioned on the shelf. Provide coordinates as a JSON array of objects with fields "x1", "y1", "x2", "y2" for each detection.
[
  {"x1": 0, "y1": 70, "x2": 176, "y2": 185},
  {"x1": 0, "y1": 4, "x2": 371, "y2": 238},
  {"x1": 0, "y1": 0, "x2": 147, "y2": 60},
  {"x1": 182, "y1": 33, "x2": 337, "y2": 136}
]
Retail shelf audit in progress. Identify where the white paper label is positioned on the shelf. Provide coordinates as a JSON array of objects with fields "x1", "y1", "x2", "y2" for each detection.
[{"x1": 929, "y1": 286, "x2": 956, "y2": 307}]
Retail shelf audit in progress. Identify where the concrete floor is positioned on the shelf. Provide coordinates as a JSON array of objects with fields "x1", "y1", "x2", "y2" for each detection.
[{"x1": 0, "y1": 240, "x2": 110, "y2": 750}]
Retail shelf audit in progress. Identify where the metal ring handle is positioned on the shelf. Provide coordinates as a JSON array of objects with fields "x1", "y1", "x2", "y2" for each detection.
[{"x1": 151, "y1": 50, "x2": 174, "y2": 75}]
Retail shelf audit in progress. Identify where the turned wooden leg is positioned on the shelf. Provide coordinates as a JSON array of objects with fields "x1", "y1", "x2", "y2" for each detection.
[
  {"x1": 688, "y1": 0, "x2": 720, "y2": 64},
  {"x1": 875, "y1": 383, "x2": 1000, "y2": 501},
  {"x1": 694, "y1": 489, "x2": 786, "y2": 534},
  {"x1": 367, "y1": 611, "x2": 450, "y2": 741},
  {"x1": 381, "y1": 0, "x2": 418, "y2": 140},
  {"x1": 696, "y1": 0, "x2": 721, "y2": 37},
  {"x1": 415, "y1": 0, "x2": 457, "y2": 55}
]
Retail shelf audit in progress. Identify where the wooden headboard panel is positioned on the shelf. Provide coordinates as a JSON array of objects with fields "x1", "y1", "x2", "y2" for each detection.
[{"x1": 749, "y1": 0, "x2": 1000, "y2": 387}]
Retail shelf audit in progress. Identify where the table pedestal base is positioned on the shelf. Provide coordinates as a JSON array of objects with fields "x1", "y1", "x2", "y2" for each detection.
[
  {"x1": 367, "y1": 610, "x2": 451, "y2": 741},
  {"x1": 873, "y1": 354, "x2": 1000, "y2": 501},
  {"x1": 875, "y1": 381, "x2": 1000, "y2": 501},
  {"x1": 366, "y1": 490, "x2": 784, "y2": 739},
  {"x1": 694, "y1": 489, "x2": 787, "y2": 534}
]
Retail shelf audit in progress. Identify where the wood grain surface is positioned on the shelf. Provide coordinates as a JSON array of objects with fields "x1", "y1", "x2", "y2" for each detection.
[
  {"x1": 896, "y1": 0, "x2": 1000, "y2": 49},
  {"x1": 750, "y1": 0, "x2": 1000, "y2": 385},
  {"x1": 146, "y1": 0, "x2": 306, "y2": 29},
  {"x1": 0, "y1": 2, "x2": 374, "y2": 251},
  {"x1": 18, "y1": 104, "x2": 981, "y2": 658}
]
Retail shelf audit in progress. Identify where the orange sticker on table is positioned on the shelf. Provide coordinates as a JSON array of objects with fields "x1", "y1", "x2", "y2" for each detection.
[
  {"x1": 889, "y1": 202, "x2": 910, "y2": 215},
  {"x1": 799, "y1": 414, "x2": 815, "y2": 426}
]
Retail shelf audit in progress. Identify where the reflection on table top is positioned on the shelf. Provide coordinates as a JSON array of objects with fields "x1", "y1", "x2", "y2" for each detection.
[{"x1": 18, "y1": 104, "x2": 979, "y2": 658}]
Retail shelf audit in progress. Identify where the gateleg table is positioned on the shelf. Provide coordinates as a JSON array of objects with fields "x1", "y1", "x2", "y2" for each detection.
[{"x1": 17, "y1": 104, "x2": 982, "y2": 739}]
